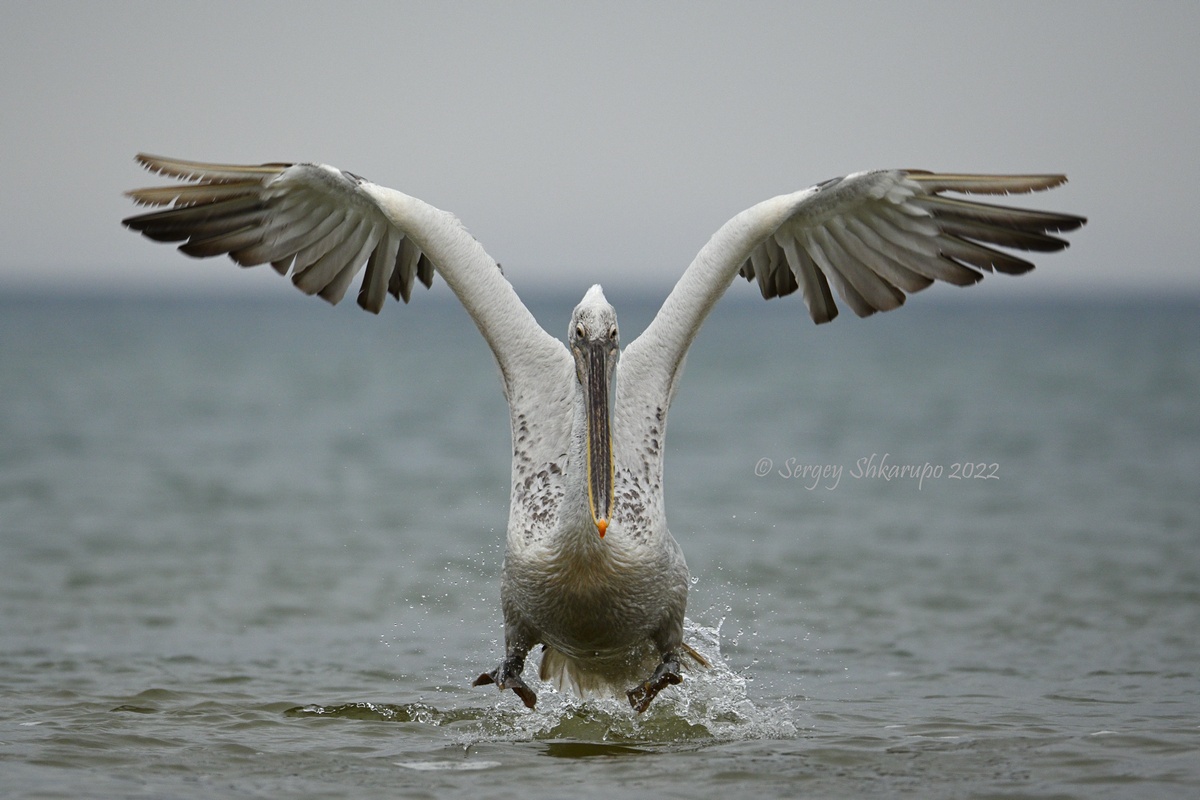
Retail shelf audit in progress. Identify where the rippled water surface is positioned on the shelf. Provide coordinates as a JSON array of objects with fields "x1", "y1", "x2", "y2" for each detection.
[{"x1": 2, "y1": 290, "x2": 1198, "y2": 798}]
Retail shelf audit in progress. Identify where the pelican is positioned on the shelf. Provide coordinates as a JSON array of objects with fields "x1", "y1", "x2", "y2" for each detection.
[{"x1": 123, "y1": 154, "x2": 1084, "y2": 712}]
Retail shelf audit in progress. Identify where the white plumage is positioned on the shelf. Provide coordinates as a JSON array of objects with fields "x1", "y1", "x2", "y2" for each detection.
[{"x1": 124, "y1": 154, "x2": 1084, "y2": 712}]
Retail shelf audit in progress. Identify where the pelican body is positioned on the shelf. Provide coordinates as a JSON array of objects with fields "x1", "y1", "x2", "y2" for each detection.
[{"x1": 123, "y1": 155, "x2": 1084, "y2": 711}]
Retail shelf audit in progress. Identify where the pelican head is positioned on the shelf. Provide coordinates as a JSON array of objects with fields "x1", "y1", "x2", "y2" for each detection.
[{"x1": 569, "y1": 285, "x2": 619, "y2": 538}]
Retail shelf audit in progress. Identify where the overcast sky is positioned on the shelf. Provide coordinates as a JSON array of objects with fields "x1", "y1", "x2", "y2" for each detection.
[{"x1": 1, "y1": 1, "x2": 1196, "y2": 301}]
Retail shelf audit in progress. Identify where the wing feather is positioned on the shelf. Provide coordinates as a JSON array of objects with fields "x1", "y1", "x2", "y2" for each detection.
[
  {"x1": 123, "y1": 196, "x2": 268, "y2": 240},
  {"x1": 179, "y1": 224, "x2": 268, "y2": 259},
  {"x1": 392, "y1": 236, "x2": 422, "y2": 302},
  {"x1": 417, "y1": 252, "x2": 435, "y2": 289},
  {"x1": 911, "y1": 194, "x2": 1083, "y2": 233},
  {"x1": 810, "y1": 226, "x2": 904, "y2": 314},
  {"x1": 262, "y1": 207, "x2": 348, "y2": 271},
  {"x1": 287, "y1": 211, "x2": 353, "y2": 273},
  {"x1": 903, "y1": 172, "x2": 1068, "y2": 194},
  {"x1": 749, "y1": 242, "x2": 775, "y2": 299},
  {"x1": 777, "y1": 235, "x2": 837, "y2": 324},
  {"x1": 936, "y1": 235, "x2": 1036, "y2": 275},
  {"x1": 826, "y1": 219, "x2": 933, "y2": 295},
  {"x1": 359, "y1": 228, "x2": 401, "y2": 313},
  {"x1": 132, "y1": 153, "x2": 289, "y2": 182},
  {"x1": 772, "y1": 243, "x2": 799, "y2": 298},
  {"x1": 319, "y1": 230, "x2": 379, "y2": 304},
  {"x1": 844, "y1": 215, "x2": 983, "y2": 286},
  {"x1": 126, "y1": 180, "x2": 267, "y2": 208},
  {"x1": 803, "y1": 229, "x2": 877, "y2": 317},
  {"x1": 292, "y1": 217, "x2": 374, "y2": 294},
  {"x1": 229, "y1": 200, "x2": 326, "y2": 266},
  {"x1": 933, "y1": 215, "x2": 1071, "y2": 252}
]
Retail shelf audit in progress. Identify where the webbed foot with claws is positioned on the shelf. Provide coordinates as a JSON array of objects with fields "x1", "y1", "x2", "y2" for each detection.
[
  {"x1": 627, "y1": 654, "x2": 683, "y2": 713},
  {"x1": 473, "y1": 656, "x2": 537, "y2": 709}
]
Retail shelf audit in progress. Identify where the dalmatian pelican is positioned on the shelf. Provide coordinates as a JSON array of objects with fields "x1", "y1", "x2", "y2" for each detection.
[{"x1": 123, "y1": 154, "x2": 1084, "y2": 711}]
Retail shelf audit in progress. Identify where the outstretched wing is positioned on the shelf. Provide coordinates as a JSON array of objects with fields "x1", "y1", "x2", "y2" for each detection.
[
  {"x1": 614, "y1": 170, "x2": 1085, "y2": 478},
  {"x1": 734, "y1": 171, "x2": 1084, "y2": 323},
  {"x1": 123, "y1": 154, "x2": 574, "y2": 474}
]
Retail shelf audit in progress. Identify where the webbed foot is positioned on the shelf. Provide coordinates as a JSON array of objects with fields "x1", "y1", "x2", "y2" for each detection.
[
  {"x1": 627, "y1": 654, "x2": 683, "y2": 713},
  {"x1": 473, "y1": 656, "x2": 537, "y2": 709}
]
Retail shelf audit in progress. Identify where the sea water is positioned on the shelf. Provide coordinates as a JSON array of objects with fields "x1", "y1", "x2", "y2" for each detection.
[{"x1": 1, "y1": 288, "x2": 1197, "y2": 798}]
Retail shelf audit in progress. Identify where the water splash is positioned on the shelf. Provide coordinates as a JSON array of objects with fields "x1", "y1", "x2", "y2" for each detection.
[
  {"x1": 287, "y1": 616, "x2": 796, "y2": 746},
  {"x1": 470, "y1": 617, "x2": 796, "y2": 746}
]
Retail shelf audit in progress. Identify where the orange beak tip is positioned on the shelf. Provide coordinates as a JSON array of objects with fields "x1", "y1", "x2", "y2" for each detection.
[{"x1": 596, "y1": 519, "x2": 608, "y2": 538}]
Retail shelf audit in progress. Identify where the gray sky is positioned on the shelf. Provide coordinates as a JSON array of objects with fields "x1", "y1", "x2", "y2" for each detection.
[{"x1": 2, "y1": 1, "x2": 1196, "y2": 299}]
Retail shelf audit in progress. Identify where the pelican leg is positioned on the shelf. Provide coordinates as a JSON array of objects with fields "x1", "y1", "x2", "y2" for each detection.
[
  {"x1": 627, "y1": 652, "x2": 683, "y2": 713},
  {"x1": 473, "y1": 650, "x2": 537, "y2": 709}
]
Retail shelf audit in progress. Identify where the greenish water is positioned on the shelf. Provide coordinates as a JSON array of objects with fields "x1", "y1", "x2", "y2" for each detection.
[{"x1": 2, "y1": 290, "x2": 1198, "y2": 798}]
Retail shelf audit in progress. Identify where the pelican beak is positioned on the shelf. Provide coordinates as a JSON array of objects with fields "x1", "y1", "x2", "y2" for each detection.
[{"x1": 584, "y1": 340, "x2": 614, "y2": 538}]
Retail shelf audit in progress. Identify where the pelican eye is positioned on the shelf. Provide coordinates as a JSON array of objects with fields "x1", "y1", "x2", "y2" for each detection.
[{"x1": 576, "y1": 324, "x2": 586, "y2": 340}]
